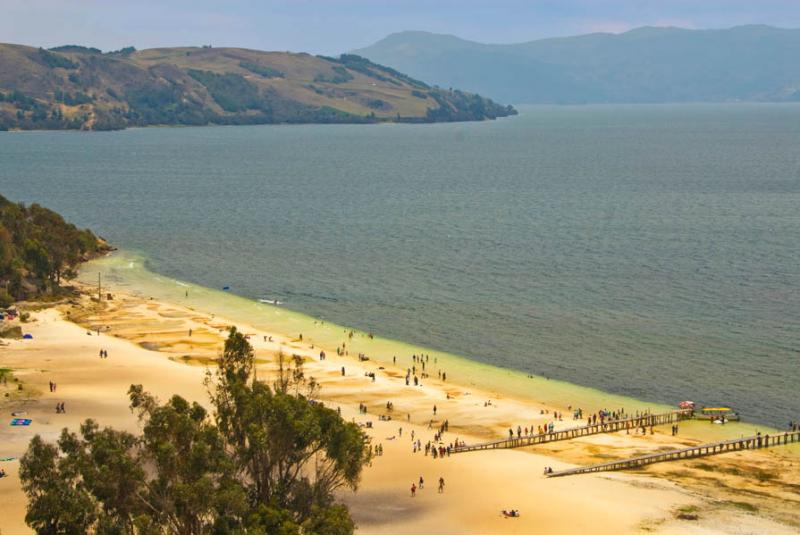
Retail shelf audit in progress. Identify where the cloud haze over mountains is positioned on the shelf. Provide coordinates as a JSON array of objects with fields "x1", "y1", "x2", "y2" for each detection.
[
  {"x1": 2, "y1": 0, "x2": 800, "y2": 54},
  {"x1": 354, "y1": 25, "x2": 800, "y2": 104}
]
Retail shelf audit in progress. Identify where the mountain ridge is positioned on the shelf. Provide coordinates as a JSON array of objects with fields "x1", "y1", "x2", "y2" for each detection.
[{"x1": 353, "y1": 25, "x2": 800, "y2": 104}]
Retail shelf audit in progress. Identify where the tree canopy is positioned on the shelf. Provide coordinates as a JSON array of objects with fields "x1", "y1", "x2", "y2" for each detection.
[
  {"x1": 0, "y1": 195, "x2": 104, "y2": 306},
  {"x1": 20, "y1": 328, "x2": 371, "y2": 534}
]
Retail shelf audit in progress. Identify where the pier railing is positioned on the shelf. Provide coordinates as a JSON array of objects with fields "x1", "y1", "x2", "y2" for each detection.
[
  {"x1": 547, "y1": 430, "x2": 800, "y2": 477},
  {"x1": 453, "y1": 409, "x2": 693, "y2": 454}
]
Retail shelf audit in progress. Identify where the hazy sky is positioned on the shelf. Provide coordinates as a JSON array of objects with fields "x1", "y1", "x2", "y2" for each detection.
[{"x1": 3, "y1": 0, "x2": 800, "y2": 54}]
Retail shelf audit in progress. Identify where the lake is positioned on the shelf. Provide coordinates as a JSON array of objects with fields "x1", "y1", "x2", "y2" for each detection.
[{"x1": 2, "y1": 103, "x2": 798, "y2": 427}]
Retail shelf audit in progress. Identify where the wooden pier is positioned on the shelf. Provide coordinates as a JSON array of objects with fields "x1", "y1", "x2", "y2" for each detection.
[
  {"x1": 547, "y1": 430, "x2": 800, "y2": 478},
  {"x1": 453, "y1": 409, "x2": 693, "y2": 454}
]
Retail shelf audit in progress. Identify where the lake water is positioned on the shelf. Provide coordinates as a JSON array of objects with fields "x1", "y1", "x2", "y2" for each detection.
[{"x1": 2, "y1": 104, "x2": 798, "y2": 427}]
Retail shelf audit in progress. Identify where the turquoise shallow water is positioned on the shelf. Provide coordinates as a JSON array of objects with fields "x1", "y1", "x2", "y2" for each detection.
[
  {"x1": 1, "y1": 104, "x2": 798, "y2": 427},
  {"x1": 80, "y1": 250, "x2": 780, "y2": 442}
]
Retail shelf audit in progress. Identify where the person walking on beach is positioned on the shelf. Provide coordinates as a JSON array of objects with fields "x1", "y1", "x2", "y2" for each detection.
[
  {"x1": 438, "y1": 477, "x2": 445, "y2": 493},
  {"x1": 419, "y1": 476, "x2": 424, "y2": 489},
  {"x1": 411, "y1": 483, "x2": 416, "y2": 497},
  {"x1": 433, "y1": 405, "x2": 437, "y2": 416}
]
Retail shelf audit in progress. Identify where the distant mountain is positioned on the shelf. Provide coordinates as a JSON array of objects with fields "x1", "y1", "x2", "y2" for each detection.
[
  {"x1": 353, "y1": 25, "x2": 800, "y2": 104},
  {"x1": 0, "y1": 44, "x2": 516, "y2": 130}
]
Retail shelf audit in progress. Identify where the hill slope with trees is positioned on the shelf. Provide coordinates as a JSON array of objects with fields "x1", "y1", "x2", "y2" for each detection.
[
  {"x1": 0, "y1": 194, "x2": 107, "y2": 305},
  {"x1": 0, "y1": 44, "x2": 516, "y2": 130}
]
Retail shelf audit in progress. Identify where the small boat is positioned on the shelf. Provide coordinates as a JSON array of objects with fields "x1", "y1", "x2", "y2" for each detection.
[{"x1": 695, "y1": 407, "x2": 740, "y2": 422}]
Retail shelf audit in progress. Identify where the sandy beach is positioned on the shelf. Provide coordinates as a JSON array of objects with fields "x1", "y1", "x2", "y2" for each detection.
[{"x1": 1, "y1": 284, "x2": 798, "y2": 534}]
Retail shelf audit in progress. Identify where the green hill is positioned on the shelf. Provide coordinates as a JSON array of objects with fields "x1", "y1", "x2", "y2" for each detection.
[
  {"x1": 0, "y1": 195, "x2": 107, "y2": 305},
  {"x1": 0, "y1": 44, "x2": 515, "y2": 131},
  {"x1": 353, "y1": 25, "x2": 800, "y2": 104}
]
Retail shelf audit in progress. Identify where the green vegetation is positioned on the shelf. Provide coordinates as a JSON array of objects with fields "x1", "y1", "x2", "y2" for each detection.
[
  {"x1": 425, "y1": 89, "x2": 515, "y2": 122},
  {"x1": 692, "y1": 462, "x2": 780, "y2": 482},
  {"x1": 313, "y1": 66, "x2": 354, "y2": 84},
  {"x1": 187, "y1": 70, "x2": 262, "y2": 112},
  {"x1": 0, "y1": 368, "x2": 22, "y2": 399},
  {"x1": 324, "y1": 54, "x2": 398, "y2": 86},
  {"x1": 37, "y1": 48, "x2": 78, "y2": 70},
  {"x1": 675, "y1": 504, "x2": 700, "y2": 521},
  {"x1": 725, "y1": 501, "x2": 759, "y2": 513},
  {"x1": 239, "y1": 61, "x2": 283, "y2": 78},
  {"x1": 0, "y1": 325, "x2": 22, "y2": 338},
  {"x1": 0, "y1": 195, "x2": 105, "y2": 303},
  {"x1": 49, "y1": 45, "x2": 102, "y2": 55},
  {"x1": 366, "y1": 98, "x2": 389, "y2": 110},
  {"x1": 106, "y1": 46, "x2": 136, "y2": 57},
  {"x1": 329, "y1": 54, "x2": 429, "y2": 89},
  {"x1": 20, "y1": 328, "x2": 370, "y2": 534},
  {"x1": 0, "y1": 43, "x2": 516, "y2": 130},
  {"x1": 54, "y1": 90, "x2": 93, "y2": 106},
  {"x1": 0, "y1": 89, "x2": 84, "y2": 130}
]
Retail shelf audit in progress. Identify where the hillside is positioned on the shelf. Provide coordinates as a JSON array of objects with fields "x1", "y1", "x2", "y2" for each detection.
[
  {"x1": 0, "y1": 44, "x2": 516, "y2": 130},
  {"x1": 354, "y1": 25, "x2": 800, "y2": 104},
  {"x1": 0, "y1": 194, "x2": 107, "y2": 305}
]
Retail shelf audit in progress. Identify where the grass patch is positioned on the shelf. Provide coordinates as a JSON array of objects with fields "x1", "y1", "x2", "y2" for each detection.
[
  {"x1": 690, "y1": 461, "x2": 777, "y2": 482},
  {"x1": 677, "y1": 505, "x2": 699, "y2": 514},
  {"x1": 675, "y1": 505, "x2": 701, "y2": 520},
  {"x1": 0, "y1": 368, "x2": 13, "y2": 383},
  {"x1": 724, "y1": 500, "x2": 758, "y2": 513},
  {"x1": 592, "y1": 453, "x2": 620, "y2": 460},
  {"x1": 749, "y1": 468, "x2": 780, "y2": 482},
  {"x1": 665, "y1": 469, "x2": 693, "y2": 478}
]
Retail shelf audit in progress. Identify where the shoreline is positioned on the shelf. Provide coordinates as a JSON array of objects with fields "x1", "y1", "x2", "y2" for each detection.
[
  {"x1": 0, "y1": 257, "x2": 797, "y2": 532},
  {"x1": 81, "y1": 251, "x2": 775, "y2": 435}
]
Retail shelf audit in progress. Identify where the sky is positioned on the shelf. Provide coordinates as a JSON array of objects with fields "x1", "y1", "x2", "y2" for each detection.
[{"x1": 3, "y1": 0, "x2": 800, "y2": 54}]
